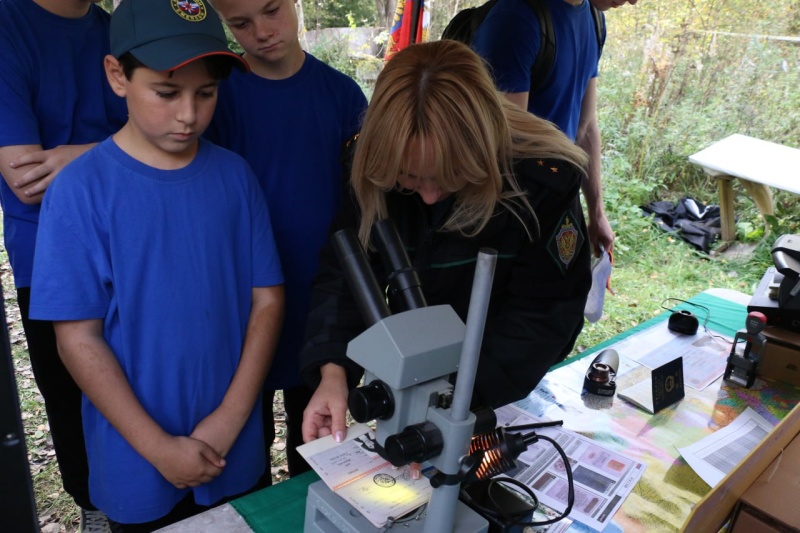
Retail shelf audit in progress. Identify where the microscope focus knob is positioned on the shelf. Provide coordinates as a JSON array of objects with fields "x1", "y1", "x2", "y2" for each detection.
[
  {"x1": 348, "y1": 381, "x2": 394, "y2": 423},
  {"x1": 384, "y1": 422, "x2": 443, "y2": 467}
]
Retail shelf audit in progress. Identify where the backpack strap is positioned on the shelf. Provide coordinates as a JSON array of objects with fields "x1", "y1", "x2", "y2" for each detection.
[
  {"x1": 590, "y1": 4, "x2": 606, "y2": 53},
  {"x1": 441, "y1": 0, "x2": 500, "y2": 43},
  {"x1": 524, "y1": 0, "x2": 555, "y2": 94},
  {"x1": 526, "y1": 1, "x2": 606, "y2": 95}
]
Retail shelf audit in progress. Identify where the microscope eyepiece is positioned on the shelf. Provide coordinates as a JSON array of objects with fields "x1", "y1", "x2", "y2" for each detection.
[{"x1": 348, "y1": 380, "x2": 394, "y2": 423}]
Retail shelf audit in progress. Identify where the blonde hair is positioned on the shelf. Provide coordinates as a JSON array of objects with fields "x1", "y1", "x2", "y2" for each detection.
[{"x1": 351, "y1": 40, "x2": 588, "y2": 248}]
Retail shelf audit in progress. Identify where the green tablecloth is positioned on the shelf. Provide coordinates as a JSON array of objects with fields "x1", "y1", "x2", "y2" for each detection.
[{"x1": 231, "y1": 471, "x2": 319, "y2": 532}]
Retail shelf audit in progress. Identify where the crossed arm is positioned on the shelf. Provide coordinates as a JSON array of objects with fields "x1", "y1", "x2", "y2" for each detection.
[
  {"x1": 54, "y1": 285, "x2": 284, "y2": 489},
  {"x1": 0, "y1": 144, "x2": 96, "y2": 204}
]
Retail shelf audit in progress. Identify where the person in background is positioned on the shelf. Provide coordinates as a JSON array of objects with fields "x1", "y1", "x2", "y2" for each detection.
[
  {"x1": 0, "y1": 0, "x2": 127, "y2": 530},
  {"x1": 471, "y1": 0, "x2": 637, "y2": 257},
  {"x1": 590, "y1": 0, "x2": 638, "y2": 11},
  {"x1": 29, "y1": 0, "x2": 284, "y2": 530},
  {"x1": 206, "y1": 0, "x2": 367, "y2": 480},
  {"x1": 300, "y1": 40, "x2": 592, "y2": 444}
]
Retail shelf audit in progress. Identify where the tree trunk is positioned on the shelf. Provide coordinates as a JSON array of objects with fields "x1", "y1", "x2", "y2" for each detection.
[
  {"x1": 377, "y1": 0, "x2": 395, "y2": 31},
  {"x1": 296, "y1": 0, "x2": 309, "y2": 50}
]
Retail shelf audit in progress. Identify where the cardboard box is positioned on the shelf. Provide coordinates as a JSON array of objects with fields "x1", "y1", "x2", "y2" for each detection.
[
  {"x1": 682, "y1": 401, "x2": 800, "y2": 532},
  {"x1": 731, "y1": 508, "x2": 786, "y2": 533},
  {"x1": 729, "y1": 431, "x2": 800, "y2": 532},
  {"x1": 760, "y1": 326, "x2": 800, "y2": 387}
]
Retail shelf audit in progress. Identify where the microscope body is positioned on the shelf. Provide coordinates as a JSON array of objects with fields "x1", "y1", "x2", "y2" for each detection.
[
  {"x1": 348, "y1": 305, "x2": 466, "y2": 444},
  {"x1": 305, "y1": 305, "x2": 488, "y2": 533},
  {"x1": 304, "y1": 226, "x2": 492, "y2": 533}
]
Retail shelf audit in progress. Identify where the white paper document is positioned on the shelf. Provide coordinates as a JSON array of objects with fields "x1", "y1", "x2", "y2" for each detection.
[
  {"x1": 676, "y1": 407, "x2": 774, "y2": 487},
  {"x1": 616, "y1": 367, "x2": 660, "y2": 414},
  {"x1": 297, "y1": 424, "x2": 432, "y2": 528},
  {"x1": 495, "y1": 405, "x2": 646, "y2": 531}
]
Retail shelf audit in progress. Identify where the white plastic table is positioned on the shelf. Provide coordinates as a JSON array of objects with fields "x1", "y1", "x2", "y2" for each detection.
[{"x1": 689, "y1": 134, "x2": 800, "y2": 242}]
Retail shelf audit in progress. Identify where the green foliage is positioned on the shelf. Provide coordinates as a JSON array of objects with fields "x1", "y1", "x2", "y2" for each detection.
[
  {"x1": 556, "y1": 0, "x2": 800, "y2": 352},
  {"x1": 304, "y1": 0, "x2": 377, "y2": 30},
  {"x1": 308, "y1": 35, "x2": 379, "y2": 96},
  {"x1": 309, "y1": 35, "x2": 359, "y2": 79},
  {"x1": 596, "y1": 0, "x2": 799, "y2": 243}
]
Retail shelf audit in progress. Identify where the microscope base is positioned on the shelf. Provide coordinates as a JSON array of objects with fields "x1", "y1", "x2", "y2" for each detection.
[{"x1": 304, "y1": 480, "x2": 488, "y2": 533}]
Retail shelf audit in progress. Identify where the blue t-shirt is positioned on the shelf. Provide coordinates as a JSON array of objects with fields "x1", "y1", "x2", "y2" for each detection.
[
  {"x1": 206, "y1": 52, "x2": 367, "y2": 389},
  {"x1": 0, "y1": 0, "x2": 127, "y2": 287},
  {"x1": 29, "y1": 138, "x2": 284, "y2": 523},
  {"x1": 472, "y1": 0, "x2": 603, "y2": 140}
]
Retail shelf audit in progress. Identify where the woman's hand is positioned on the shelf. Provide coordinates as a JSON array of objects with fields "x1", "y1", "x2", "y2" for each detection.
[{"x1": 302, "y1": 363, "x2": 350, "y2": 443}]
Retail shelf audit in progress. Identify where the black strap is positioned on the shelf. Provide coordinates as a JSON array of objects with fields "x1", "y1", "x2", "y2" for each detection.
[
  {"x1": 590, "y1": 3, "x2": 606, "y2": 51},
  {"x1": 442, "y1": 0, "x2": 605, "y2": 97},
  {"x1": 526, "y1": 0, "x2": 604, "y2": 94},
  {"x1": 525, "y1": 0, "x2": 555, "y2": 93}
]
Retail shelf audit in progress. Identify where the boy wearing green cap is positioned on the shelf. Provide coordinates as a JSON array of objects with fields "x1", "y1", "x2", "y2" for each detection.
[{"x1": 29, "y1": 0, "x2": 285, "y2": 529}]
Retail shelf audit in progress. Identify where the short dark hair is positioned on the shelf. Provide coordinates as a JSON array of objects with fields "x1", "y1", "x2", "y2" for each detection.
[{"x1": 117, "y1": 53, "x2": 236, "y2": 81}]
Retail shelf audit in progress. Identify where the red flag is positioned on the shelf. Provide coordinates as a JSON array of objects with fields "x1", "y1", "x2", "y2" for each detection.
[{"x1": 386, "y1": 0, "x2": 428, "y2": 60}]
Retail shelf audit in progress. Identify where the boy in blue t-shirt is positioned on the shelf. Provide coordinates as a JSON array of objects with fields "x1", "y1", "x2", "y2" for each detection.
[
  {"x1": 472, "y1": 0, "x2": 616, "y2": 257},
  {"x1": 206, "y1": 0, "x2": 367, "y2": 479},
  {"x1": 29, "y1": 0, "x2": 284, "y2": 529}
]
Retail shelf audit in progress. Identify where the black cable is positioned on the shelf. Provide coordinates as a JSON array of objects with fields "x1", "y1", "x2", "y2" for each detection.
[
  {"x1": 460, "y1": 431, "x2": 575, "y2": 527},
  {"x1": 505, "y1": 420, "x2": 564, "y2": 432},
  {"x1": 661, "y1": 297, "x2": 733, "y2": 345},
  {"x1": 660, "y1": 297, "x2": 710, "y2": 328}
]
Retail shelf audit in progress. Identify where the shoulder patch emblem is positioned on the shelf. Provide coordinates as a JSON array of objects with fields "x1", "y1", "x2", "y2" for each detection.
[
  {"x1": 546, "y1": 209, "x2": 584, "y2": 275},
  {"x1": 172, "y1": 0, "x2": 207, "y2": 22}
]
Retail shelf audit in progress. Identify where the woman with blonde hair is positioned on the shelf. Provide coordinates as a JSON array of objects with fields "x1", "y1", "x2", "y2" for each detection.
[{"x1": 301, "y1": 40, "x2": 592, "y2": 443}]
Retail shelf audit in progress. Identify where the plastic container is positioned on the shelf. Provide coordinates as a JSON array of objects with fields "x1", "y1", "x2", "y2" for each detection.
[{"x1": 584, "y1": 249, "x2": 613, "y2": 323}]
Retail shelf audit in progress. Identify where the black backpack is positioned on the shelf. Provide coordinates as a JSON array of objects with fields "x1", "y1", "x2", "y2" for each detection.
[{"x1": 441, "y1": 0, "x2": 605, "y2": 94}]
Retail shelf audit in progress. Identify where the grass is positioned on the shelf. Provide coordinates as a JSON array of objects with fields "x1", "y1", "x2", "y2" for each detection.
[{"x1": 571, "y1": 215, "x2": 774, "y2": 354}]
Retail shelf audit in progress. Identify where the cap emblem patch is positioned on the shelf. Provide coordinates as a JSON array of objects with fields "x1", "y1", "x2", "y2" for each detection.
[{"x1": 172, "y1": 0, "x2": 207, "y2": 21}]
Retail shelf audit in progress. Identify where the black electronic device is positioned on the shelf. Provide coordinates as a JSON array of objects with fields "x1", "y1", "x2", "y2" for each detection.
[
  {"x1": 748, "y1": 267, "x2": 800, "y2": 333},
  {"x1": 0, "y1": 291, "x2": 39, "y2": 532},
  {"x1": 771, "y1": 234, "x2": 800, "y2": 309},
  {"x1": 460, "y1": 479, "x2": 535, "y2": 533},
  {"x1": 668, "y1": 309, "x2": 699, "y2": 335},
  {"x1": 583, "y1": 349, "x2": 619, "y2": 396},
  {"x1": 772, "y1": 234, "x2": 800, "y2": 279},
  {"x1": 748, "y1": 234, "x2": 800, "y2": 334},
  {"x1": 661, "y1": 298, "x2": 710, "y2": 336}
]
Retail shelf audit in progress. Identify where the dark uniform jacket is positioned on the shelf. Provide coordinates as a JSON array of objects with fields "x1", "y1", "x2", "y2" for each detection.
[{"x1": 300, "y1": 156, "x2": 591, "y2": 409}]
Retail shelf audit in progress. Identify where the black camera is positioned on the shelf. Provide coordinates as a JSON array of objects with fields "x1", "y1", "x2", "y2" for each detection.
[{"x1": 583, "y1": 349, "x2": 619, "y2": 396}]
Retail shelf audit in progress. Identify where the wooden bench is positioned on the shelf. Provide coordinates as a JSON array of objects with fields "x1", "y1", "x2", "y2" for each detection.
[{"x1": 689, "y1": 134, "x2": 800, "y2": 243}]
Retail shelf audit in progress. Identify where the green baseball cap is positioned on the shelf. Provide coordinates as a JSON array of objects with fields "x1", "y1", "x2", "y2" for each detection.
[{"x1": 111, "y1": 0, "x2": 248, "y2": 73}]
